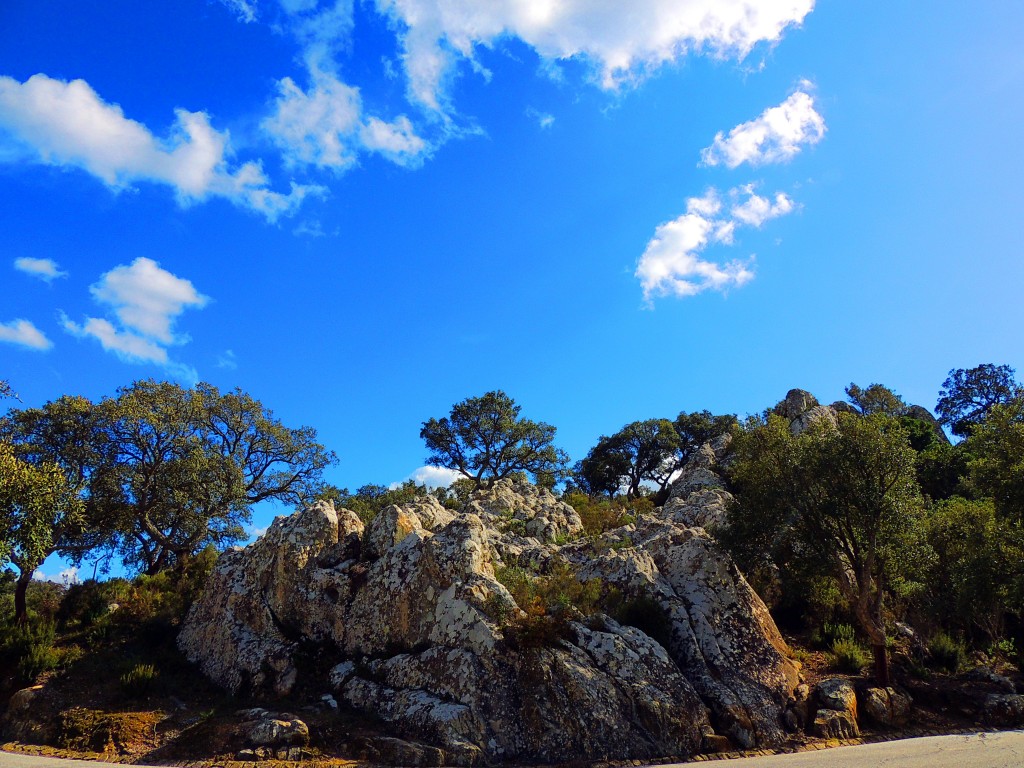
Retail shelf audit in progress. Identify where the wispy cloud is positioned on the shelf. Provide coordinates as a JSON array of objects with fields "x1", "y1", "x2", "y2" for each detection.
[
  {"x1": 217, "y1": 349, "x2": 238, "y2": 370},
  {"x1": 0, "y1": 74, "x2": 322, "y2": 221},
  {"x1": 701, "y1": 87, "x2": 825, "y2": 168},
  {"x1": 14, "y1": 257, "x2": 67, "y2": 282},
  {"x1": 62, "y1": 257, "x2": 208, "y2": 381},
  {"x1": 0, "y1": 319, "x2": 53, "y2": 350},
  {"x1": 635, "y1": 186, "x2": 795, "y2": 302},
  {"x1": 526, "y1": 107, "x2": 555, "y2": 129}
]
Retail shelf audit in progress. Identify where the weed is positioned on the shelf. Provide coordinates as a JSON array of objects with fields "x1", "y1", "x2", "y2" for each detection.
[{"x1": 829, "y1": 637, "x2": 869, "y2": 673}]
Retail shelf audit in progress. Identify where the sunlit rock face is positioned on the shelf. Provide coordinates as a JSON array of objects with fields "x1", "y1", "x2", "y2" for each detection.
[{"x1": 180, "y1": 462, "x2": 800, "y2": 764}]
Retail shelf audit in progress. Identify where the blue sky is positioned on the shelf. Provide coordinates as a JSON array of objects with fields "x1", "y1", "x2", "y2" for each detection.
[{"x1": 2, "y1": 1, "x2": 1023, "y2": 573}]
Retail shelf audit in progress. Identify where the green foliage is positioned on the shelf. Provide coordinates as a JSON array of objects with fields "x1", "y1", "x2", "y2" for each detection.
[
  {"x1": 1, "y1": 619, "x2": 59, "y2": 683},
  {"x1": 95, "y1": 380, "x2": 336, "y2": 574},
  {"x1": 924, "y1": 497, "x2": 1024, "y2": 639},
  {"x1": 577, "y1": 419, "x2": 680, "y2": 498},
  {"x1": 120, "y1": 663, "x2": 160, "y2": 698},
  {"x1": 965, "y1": 396, "x2": 1024, "y2": 521},
  {"x1": 928, "y1": 631, "x2": 967, "y2": 673},
  {"x1": 57, "y1": 578, "x2": 129, "y2": 629},
  {"x1": 420, "y1": 391, "x2": 569, "y2": 489},
  {"x1": 493, "y1": 561, "x2": 604, "y2": 647},
  {"x1": 916, "y1": 441, "x2": 971, "y2": 502},
  {"x1": 937, "y1": 364, "x2": 1019, "y2": 438},
  {"x1": 726, "y1": 411, "x2": 929, "y2": 681},
  {"x1": 562, "y1": 492, "x2": 646, "y2": 536},
  {"x1": 845, "y1": 382, "x2": 907, "y2": 417},
  {"x1": 830, "y1": 637, "x2": 870, "y2": 673},
  {"x1": 112, "y1": 546, "x2": 218, "y2": 629}
]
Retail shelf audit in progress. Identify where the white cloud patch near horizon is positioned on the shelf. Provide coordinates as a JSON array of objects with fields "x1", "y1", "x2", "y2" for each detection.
[
  {"x1": 400, "y1": 465, "x2": 462, "y2": 489},
  {"x1": 370, "y1": 0, "x2": 816, "y2": 112},
  {"x1": 0, "y1": 74, "x2": 322, "y2": 221},
  {"x1": 62, "y1": 257, "x2": 208, "y2": 382},
  {"x1": 0, "y1": 319, "x2": 53, "y2": 350},
  {"x1": 701, "y1": 88, "x2": 825, "y2": 168},
  {"x1": 636, "y1": 186, "x2": 795, "y2": 302},
  {"x1": 14, "y1": 257, "x2": 67, "y2": 282},
  {"x1": 33, "y1": 566, "x2": 81, "y2": 585}
]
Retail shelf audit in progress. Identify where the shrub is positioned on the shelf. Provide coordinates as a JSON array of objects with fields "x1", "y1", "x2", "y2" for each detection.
[
  {"x1": 830, "y1": 637, "x2": 869, "y2": 674},
  {"x1": 120, "y1": 663, "x2": 160, "y2": 698},
  {"x1": 4, "y1": 620, "x2": 59, "y2": 682},
  {"x1": 494, "y1": 561, "x2": 604, "y2": 648},
  {"x1": 928, "y1": 632, "x2": 966, "y2": 673},
  {"x1": 611, "y1": 595, "x2": 674, "y2": 649},
  {"x1": 563, "y1": 493, "x2": 643, "y2": 537}
]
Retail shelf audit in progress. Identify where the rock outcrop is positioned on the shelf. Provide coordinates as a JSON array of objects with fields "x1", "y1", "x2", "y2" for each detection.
[{"x1": 180, "y1": 467, "x2": 799, "y2": 764}]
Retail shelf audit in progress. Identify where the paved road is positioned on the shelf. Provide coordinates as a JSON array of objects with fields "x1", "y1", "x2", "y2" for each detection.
[
  {"x1": 3, "y1": 732, "x2": 1024, "y2": 768},
  {"x1": 662, "y1": 731, "x2": 1024, "y2": 768}
]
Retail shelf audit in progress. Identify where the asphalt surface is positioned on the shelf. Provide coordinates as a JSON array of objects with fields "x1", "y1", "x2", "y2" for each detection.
[
  {"x1": 663, "y1": 730, "x2": 1024, "y2": 768},
  {"x1": 2, "y1": 732, "x2": 1024, "y2": 768}
]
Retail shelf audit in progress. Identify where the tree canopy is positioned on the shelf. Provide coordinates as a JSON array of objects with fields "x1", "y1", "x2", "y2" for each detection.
[
  {"x1": 727, "y1": 412, "x2": 927, "y2": 684},
  {"x1": 421, "y1": 391, "x2": 568, "y2": 488},
  {"x1": 0, "y1": 442, "x2": 84, "y2": 621},
  {"x1": 1, "y1": 380, "x2": 336, "y2": 577},
  {"x1": 936, "y1": 364, "x2": 1020, "y2": 438}
]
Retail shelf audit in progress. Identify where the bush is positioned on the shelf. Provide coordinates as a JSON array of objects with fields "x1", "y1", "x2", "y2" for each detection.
[
  {"x1": 830, "y1": 637, "x2": 870, "y2": 674},
  {"x1": 120, "y1": 663, "x2": 160, "y2": 698},
  {"x1": 494, "y1": 561, "x2": 605, "y2": 647},
  {"x1": 610, "y1": 595, "x2": 674, "y2": 650},
  {"x1": 3, "y1": 620, "x2": 59, "y2": 683},
  {"x1": 563, "y1": 493, "x2": 646, "y2": 537},
  {"x1": 928, "y1": 632, "x2": 967, "y2": 673}
]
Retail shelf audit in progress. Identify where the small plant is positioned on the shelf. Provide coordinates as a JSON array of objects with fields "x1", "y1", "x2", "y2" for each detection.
[
  {"x1": 120, "y1": 663, "x2": 160, "y2": 697},
  {"x1": 928, "y1": 632, "x2": 966, "y2": 673},
  {"x1": 829, "y1": 637, "x2": 869, "y2": 673},
  {"x1": 987, "y1": 637, "x2": 1017, "y2": 661}
]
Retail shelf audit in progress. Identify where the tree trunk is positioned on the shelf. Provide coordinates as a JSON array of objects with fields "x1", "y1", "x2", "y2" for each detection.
[
  {"x1": 872, "y1": 643, "x2": 890, "y2": 686},
  {"x1": 14, "y1": 569, "x2": 32, "y2": 624}
]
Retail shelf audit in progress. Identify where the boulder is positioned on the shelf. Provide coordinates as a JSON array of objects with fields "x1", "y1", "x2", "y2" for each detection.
[
  {"x1": 816, "y1": 678, "x2": 859, "y2": 721},
  {"x1": 790, "y1": 405, "x2": 838, "y2": 436},
  {"x1": 860, "y1": 687, "x2": 912, "y2": 726},
  {"x1": 776, "y1": 389, "x2": 819, "y2": 421},
  {"x1": 2, "y1": 686, "x2": 46, "y2": 742},
  {"x1": 181, "y1": 477, "x2": 802, "y2": 762},
  {"x1": 811, "y1": 708, "x2": 858, "y2": 739},
  {"x1": 239, "y1": 710, "x2": 310, "y2": 748},
  {"x1": 980, "y1": 693, "x2": 1024, "y2": 727}
]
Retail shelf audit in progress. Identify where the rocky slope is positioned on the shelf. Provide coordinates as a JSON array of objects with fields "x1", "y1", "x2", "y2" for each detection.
[{"x1": 179, "y1": 443, "x2": 801, "y2": 765}]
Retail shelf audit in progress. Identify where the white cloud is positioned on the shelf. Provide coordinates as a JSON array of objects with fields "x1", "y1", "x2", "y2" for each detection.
[
  {"x1": 33, "y1": 566, "x2": 81, "y2": 585},
  {"x1": 62, "y1": 258, "x2": 207, "y2": 382},
  {"x1": 403, "y1": 465, "x2": 462, "y2": 489},
  {"x1": 89, "y1": 257, "x2": 208, "y2": 344},
  {"x1": 729, "y1": 185, "x2": 794, "y2": 227},
  {"x1": 14, "y1": 257, "x2": 67, "y2": 282},
  {"x1": 0, "y1": 74, "x2": 320, "y2": 221},
  {"x1": 370, "y1": 0, "x2": 816, "y2": 111},
  {"x1": 264, "y1": 66, "x2": 430, "y2": 170},
  {"x1": 0, "y1": 319, "x2": 53, "y2": 350},
  {"x1": 217, "y1": 349, "x2": 238, "y2": 370},
  {"x1": 635, "y1": 185, "x2": 795, "y2": 302},
  {"x1": 701, "y1": 88, "x2": 825, "y2": 168},
  {"x1": 219, "y1": 0, "x2": 258, "y2": 23},
  {"x1": 526, "y1": 107, "x2": 555, "y2": 129}
]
